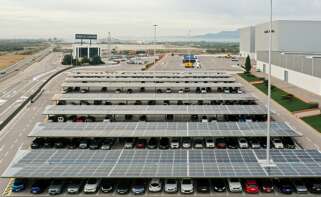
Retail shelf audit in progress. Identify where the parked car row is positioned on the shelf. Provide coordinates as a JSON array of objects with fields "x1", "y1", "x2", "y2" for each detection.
[
  {"x1": 31, "y1": 137, "x2": 296, "y2": 150},
  {"x1": 12, "y1": 178, "x2": 321, "y2": 195},
  {"x1": 62, "y1": 87, "x2": 242, "y2": 94}
]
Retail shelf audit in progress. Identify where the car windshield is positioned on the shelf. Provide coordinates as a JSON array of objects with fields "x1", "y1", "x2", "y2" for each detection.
[
  {"x1": 182, "y1": 179, "x2": 192, "y2": 184},
  {"x1": 87, "y1": 179, "x2": 97, "y2": 184},
  {"x1": 230, "y1": 179, "x2": 239, "y2": 182},
  {"x1": 167, "y1": 180, "x2": 176, "y2": 184},
  {"x1": 274, "y1": 139, "x2": 282, "y2": 143}
]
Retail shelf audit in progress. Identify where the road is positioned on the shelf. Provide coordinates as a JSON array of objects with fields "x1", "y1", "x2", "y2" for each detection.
[{"x1": 0, "y1": 52, "x2": 65, "y2": 128}]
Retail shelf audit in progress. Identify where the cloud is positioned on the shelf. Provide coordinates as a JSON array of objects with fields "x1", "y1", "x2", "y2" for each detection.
[{"x1": 0, "y1": 0, "x2": 320, "y2": 39}]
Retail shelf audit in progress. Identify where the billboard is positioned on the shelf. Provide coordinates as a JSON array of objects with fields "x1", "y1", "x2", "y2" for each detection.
[{"x1": 75, "y1": 34, "x2": 97, "y2": 40}]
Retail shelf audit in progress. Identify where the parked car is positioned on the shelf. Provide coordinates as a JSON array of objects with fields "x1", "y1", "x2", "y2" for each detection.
[
  {"x1": 244, "y1": 180, "x2": 259, "y2": 194},
  {"x1": 215, "y1": 138, "x2": 226, "y2": 149},
  {"x1": 79, "y1": 139, "x2": 88, "y2": 149},
  {"x1": 182, "y1": 137, "x2": 192, "y2": 149},
  {"x1": 84, "y1": 179, "x2": 100, "y2": 193},
  {"x1": 31, "y1": 180, "x2": 48, "y2": 194},
  {"x1": 212, "y1": 179, "x2": 226, "y2": 192},
  {"x1": 260, "y1": 179, "x2": 274, "y2": 193},
  {"x1": 100, "y1": 179, "x2": 113, "y2": 193},
  {"x1": 147, "y1": 138, "x2": 158, "y2": 149},
  {"x1": 238, "y1": 138, "x2": 249, "y2": 149},
  {"x1": 136, "y1": 139, "x2": 147, "y2": 149},
  {"x1": 31, "y1": 138, "x2": 44, "y2": 149},
  {"x1": 276, "y1": 179, "x2": 293, "y2": 194},
  {"x1": 117, "y1": 180, "x2": 130, "y2": 194},
  {"x1": 43, "y1": 138, "x2": 53, "y2": 148},
  {"x1": 165, "y1": 179, "x2": 178, "y2": 193},
  {"x1": 205, "y1": 138, "x2": 215, "y2": 149},
  {"x1": 101, "y1": 139, "x2": 114, "y2": 150},
  {"x1": 307, "y1": 179, "x2": 321, "y2": 194},
  {"x1": 226, "y1": 138, "x2": 238, "y2": 149},
  {"x1": 67, "y1": 179, "x2": 83, "y2": 194},
  {"x1": 48, "y1": 180, "x2": 64, "y2": 195},
  {"x1": 67, "y1": 138, "x2": 79, "y2": 149},
  {"x1": 193, "y1": 138, "x2": 204, "y2": 149},
  {"x1": 124, "y1": 138, "x2": 135, "y2": 149},
  {"x1": 12, "y1": 179, "x2": 26, "y2": 192},
  {"x1": 272, "y1": 138, "x2": 284, "y2": 149},
  {"x1": 181, "y1": 179, "x2": 194, "y2": 194},
  {"x1": 148, "y1": 179, "x2": 162, "y2": 192},
  {"x1": 159, "y1": 138, "x2": 170, "y2": 149},
  {"x1": 282, "y1": 137, "x2": 296, "y2": 149},
  {"x1": 228, "y1": 178, "x2": 242, "y2": 193},
  {"x1": 196, "y1": 179, "x2": 210, "y2": 193},
  {"x1": 131, "y1": 179, "x2": 146, "y2": 195},
  {"x1": 170, "y1": 138, "x2": 180, "y2": 149},
  {"x1": 293, "y1": 180, "x2": 308, "y2": 194},
  {"x1": 53, "y1": 139, "x2": 66, "y2": 149},
  {"x1": 250, "y1": 138, "x2": 261, "y2": 149}
]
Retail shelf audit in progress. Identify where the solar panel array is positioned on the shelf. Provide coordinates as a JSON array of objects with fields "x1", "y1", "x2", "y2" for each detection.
[
  {"x1": 43, "y1": 105, "x2": 267, "y2": 115},
  {"x1": 65, "y1": 77, "x2": 236, "y2": 83},
  {"x1": 61, "y1": 82, "x2": 242, "y2": 88},
  {"x1": 53, "y1": 93, "x2": 255, "y2": 101},
  {"x1": 29, "y1": 122, "x2": 300, "y2": 138},
  {"x1": 3, "y1": 149, "x2": 321, "y2": 178}
]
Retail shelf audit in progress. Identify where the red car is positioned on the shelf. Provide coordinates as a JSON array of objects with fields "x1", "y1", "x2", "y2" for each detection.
[
  {"x1": 244, "y1": 180, "x2": 259, "y2": 194},
  {"x1": 135, "y1": 139, "x2": 146, "y2": 149},
  {"x1": 261, "y1": 180, "x2": 274, "y2": 193},
  {"x1": 74, "y1": 116, "x2": 86, "y2": 122}
]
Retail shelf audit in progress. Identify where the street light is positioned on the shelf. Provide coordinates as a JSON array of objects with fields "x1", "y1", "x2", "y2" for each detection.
[
  {"x1": 153, "y1": 24, "x2": 158, "y2": 65},
  {"x1": 266, "y1": 0, "x2": 273, "y2": 166}
]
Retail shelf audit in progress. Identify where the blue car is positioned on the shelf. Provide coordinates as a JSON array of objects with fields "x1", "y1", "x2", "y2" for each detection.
[
  {"x1": 12, "y1": 179, "x2": 26, "y2": 192},
  {"x1": 31, "y1": 180, "x2": 47, "y2": 194},
  {"x1": 277, "y1": 180, "x2": 293, "y2": 194}
]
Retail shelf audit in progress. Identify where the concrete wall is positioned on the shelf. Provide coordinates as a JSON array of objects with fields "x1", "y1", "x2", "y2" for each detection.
[
  {"x1": 239, "y1": 26, "x2": 255, "y2": 58},
  {"x1": 256, "y1": 60, "x2": 321, "y2": 96},
  {"x1": 255, "y1": 20, "x2": 321, "y2": 53}
]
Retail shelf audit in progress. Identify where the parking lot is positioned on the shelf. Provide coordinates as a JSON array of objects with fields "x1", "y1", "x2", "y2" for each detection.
[{"x1": 2, "y1": 56, "x2": 321, "y2": 197}]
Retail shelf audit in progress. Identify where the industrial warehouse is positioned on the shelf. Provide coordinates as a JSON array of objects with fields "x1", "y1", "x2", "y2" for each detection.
[{"x1": 2, "y1": 70, "x2": 321, "y2": 196}]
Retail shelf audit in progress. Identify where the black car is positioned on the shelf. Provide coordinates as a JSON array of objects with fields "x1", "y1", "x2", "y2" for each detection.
[
  {"x1": 89, "y1": 139, "x2": 100, "y2": 149},
  {"x1": 67, "y1": 138, "x2": 79, "y2": 149},
  {"x1": 226, "y1": 138, "x2": 238, "y2": 149},
  {"x1": 53, "y1": 139, "x2": 67, "y2": 149},
  {"x1": 276, "y1": 179, "x2": 294, "y2": 194},
  {"x1": 31, "y1": 138, "x2": 44, "y2": 149},
  {"x1": 212, "y1": 179, "x2": 226, "y2": 192},
  {"x1": 101, "y1": 179, "x2": 114, "y2": 193},
  {"x1": 306, "y1": 179, "x2": 321, "y2": 194},
  {"x1": 147, "y1": 138, "x2": 158, "y2": 149},
  {"x1": 31, "y1": 180, "x2": 48, "y2": 194},
  {"x1": 196, "y1": 179, "x2": 210, "y2": 193},
  {"x1": 282, "y1": 137, "x2": 296, "y2": 149},
  {"x1": 43, "y1": 138, "x2": 53, "y2": 148},
  {"x1": 159, "y1": 138, "x2": 170, "y2": 149},
  {"x1": 117, "y1": 180, "x2": 130, "y2": 194}
]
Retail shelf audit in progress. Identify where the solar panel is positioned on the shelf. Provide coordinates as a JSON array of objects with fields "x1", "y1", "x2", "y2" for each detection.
[
  {"x1": 43, "y1": 105, "x2": 267, "y2": 115},
  {"x1": 3, "y1": 149, "x2": 321, "y2": 178},
  {"x1": 61, "y1": 82, "x2": 242, "y2": 88},
  {"x1": 53, "y1": 93, "x2": 255, "y2": 101},
  {"x1": 29, "y1": 122, "x2": 300, "y2": 138}
]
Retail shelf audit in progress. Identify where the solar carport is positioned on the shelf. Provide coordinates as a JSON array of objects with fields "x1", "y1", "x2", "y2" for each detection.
[
  {"x1": 3, "y1": 149, "x2": 321, "y2": 178},
  {"x1": 29, "y1": 122, "x2": 301, "y2": 138},
  {"x1": 43, "y1": 105, "x2": 266, "y2": 115}
]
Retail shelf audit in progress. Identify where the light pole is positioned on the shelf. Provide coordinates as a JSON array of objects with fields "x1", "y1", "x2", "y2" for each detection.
[
  {"x1": 153, "y1": 24, "x2": 158, "y2": 65},
  {"x1": 266, "y1": 0, "x2": 273, "y2": 166}
]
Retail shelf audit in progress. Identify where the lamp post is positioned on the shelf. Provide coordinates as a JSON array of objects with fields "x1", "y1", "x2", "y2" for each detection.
[
  {"x1": 153, "y1": 24, "x2": 158, "y2": 65},
  {"x1": 266, "y1": 0, "x2": 273, "y2": 166}
]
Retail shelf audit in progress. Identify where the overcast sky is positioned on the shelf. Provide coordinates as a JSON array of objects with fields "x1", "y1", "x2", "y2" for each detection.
[{"x1": 1, "y1": 0, "x2": 321, "y2": 40}]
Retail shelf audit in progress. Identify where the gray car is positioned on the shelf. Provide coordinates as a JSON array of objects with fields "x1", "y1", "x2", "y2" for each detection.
[{"x1": 48, "y1": 180, "x2": 64, "y2": 195}]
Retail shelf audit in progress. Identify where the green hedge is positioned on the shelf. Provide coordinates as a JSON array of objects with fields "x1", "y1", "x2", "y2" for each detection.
[{"x1": 302, "y1": 115, "x2": 321, "y2": 133}]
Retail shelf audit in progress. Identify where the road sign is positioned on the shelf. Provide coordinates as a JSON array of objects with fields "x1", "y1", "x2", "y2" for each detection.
[{"x1": 75, "y1": 34, "x2": 97, "y2": 40}]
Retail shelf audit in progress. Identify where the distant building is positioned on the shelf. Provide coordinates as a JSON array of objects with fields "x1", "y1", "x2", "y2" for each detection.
[
  {"x1": 240, "y1": 20, "x2": 321, "y2": 96},
  {"x1": 72, "y1": 44, "x2": 101, "y2": 60}
]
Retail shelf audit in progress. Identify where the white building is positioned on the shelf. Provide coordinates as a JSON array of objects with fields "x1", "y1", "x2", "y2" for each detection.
[
  {"x1": 72, "y1": 44, "x2": 101, "y2": 59},
  {"x1": 240, "y1": 20, "x2": 321, "y2": 96}
]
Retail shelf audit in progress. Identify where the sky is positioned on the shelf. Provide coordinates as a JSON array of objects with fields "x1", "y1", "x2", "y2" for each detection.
[{"x1": 1, "y1": 0, "x2": 321, "y2": 40}]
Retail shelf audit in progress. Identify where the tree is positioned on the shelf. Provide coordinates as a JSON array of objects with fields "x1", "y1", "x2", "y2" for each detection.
[
  {"x1": 90, "y1": 55, "x2": 104, "y2": 65},
  {"x1": 62, "y1": 54, "x2": 72, "y2": 65},
  {"x1": 72, "y1": 58, "x2": 81, "y2": 66},
  {"x1": 81, "y1": 57, "x2": 90, "y2": 64},
  {"x1": 244, "y1": 55, "x2": 252, "y2": 73}
]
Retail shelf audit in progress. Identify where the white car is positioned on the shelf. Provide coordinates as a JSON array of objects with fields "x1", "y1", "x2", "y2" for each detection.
[
  {"x1": 224, "y1": 89, "x2": 230, "y2": 93},
  {"x1": 170, "y1": 138, "x2": 180, "y2": 149},
  {"x1": 181, "y1": 179, "x2": 194, "y2": 194},
  {"x1": 238, "y1": 138, "x2": 249, "y2": 149},
  {"x1": 228, "y1": 178, "x2": 242, "y2": 193},
  {"x1": 201, "y1": 88, "x2": 207, "y2": 94},
  {"x1": 193, "y1": 138, "x2": 204, "y2": 149},
  {"x1": 84, "y1": 179, "x2": 100, "y2": 193},
  {"x1": 165, "y1": 179, "x2": 178, "y2": 193},
  {"x1": 178, "y1": 89, "x2": 184, "y2": 94},
  {"x1": 166, "y1": 88, "x2": 172, "y2": 93},
  {"x1": 148, "y1": 179, "x2": 162, "y2": 192},
  {"x1": 124, "y1": 138, "x2": 135, "y2": 149},
  {"x1": 272, "y1": 138, "x2": 284, "y2": 149},
  {"x1": 182, "y1": 137, "x2": 192, "y2": 149},
  {"x1": 237, "y1": 89, "x2": 243, "y2": 94},
  {"x1": 201, "y1": 116, "x2": 208, "y2": 123},
  {"x1": 80, "y1": 89, "x2": 88, "y2": 93},
  {"x1": 205, "y1": 138, "x2": 215, "y2": 148}
]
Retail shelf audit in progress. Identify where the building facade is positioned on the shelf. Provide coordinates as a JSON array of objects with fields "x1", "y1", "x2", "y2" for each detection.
[{"x1": 72, "y1": 44, "x2": 101, "y2": 59}]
